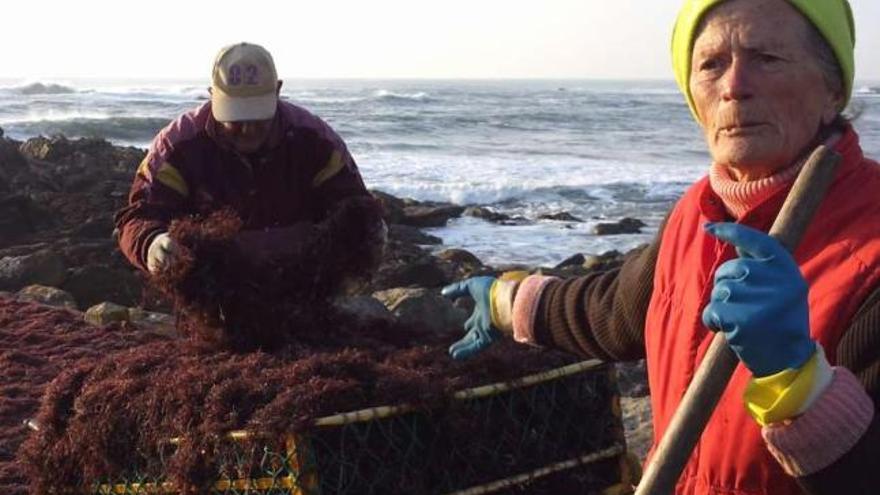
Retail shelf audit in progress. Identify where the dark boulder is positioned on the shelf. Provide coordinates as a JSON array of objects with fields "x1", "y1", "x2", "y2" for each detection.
[
  {"x1": 400, "y1": 204, "x2": 465, "y2": 228},
  {"x1": 62, "y1": 265, "x2": 142, "y2": 309},
  {"x1": 538, "y1": 211, "x2": 583, "y2": 222},
  {"x1": 437, "y1": 248, "x2": 482, "y2": 266},
  {"x1": 583, "y1": 250, "x2": 626, "y2": 271},
  {"x1": 371, "y1": 190, "x2": 407, "y2": 224},
  {"x1": 388, "y1": 224, "x2": 442, "y2": 245},
  {"x1": 464, "y1": 206, "x2": 512, "y2": 223},
  {"x1": 593, "y1": 217, "x2": 646, "y2": 235},
  {"x1": 0, "y1": 249, "x2": 67, "y2": 291},
  {"x1": 554, "y1": 253, "x2": 586, "y2": 269}
]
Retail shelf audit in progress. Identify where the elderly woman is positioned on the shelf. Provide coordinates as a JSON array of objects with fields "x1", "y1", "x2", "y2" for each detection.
[{"x1": 443, "y1": 0, "x2": 878, "y2": 493}]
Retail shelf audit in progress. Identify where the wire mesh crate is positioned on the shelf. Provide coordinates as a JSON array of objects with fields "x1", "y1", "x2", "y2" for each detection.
[{"x1": 34, "y1": 359, "x2": 633, "y2": 494}]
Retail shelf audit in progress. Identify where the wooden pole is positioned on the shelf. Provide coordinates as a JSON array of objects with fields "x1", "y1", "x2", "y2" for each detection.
[{"x1": 635, "y1": 145, "x2": 842, "y2": 495}]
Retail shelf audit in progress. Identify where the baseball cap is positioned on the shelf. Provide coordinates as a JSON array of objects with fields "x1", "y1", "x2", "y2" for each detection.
[{"x1": 211, "y1": 43, "x2": 279, "y2": 122}]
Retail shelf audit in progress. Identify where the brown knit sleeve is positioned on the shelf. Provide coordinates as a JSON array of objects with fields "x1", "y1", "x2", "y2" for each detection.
[
  {"x1": 530, "y1": 217, "x2": 666, "y2": 362},
  {"x1": 798, "y1": 286, "x2": 880, "y2": 494}
]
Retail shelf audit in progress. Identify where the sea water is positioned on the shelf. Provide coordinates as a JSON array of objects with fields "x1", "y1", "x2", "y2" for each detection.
[{"x1": 1, "y1": 78, "x2": 878, "y2": 266}]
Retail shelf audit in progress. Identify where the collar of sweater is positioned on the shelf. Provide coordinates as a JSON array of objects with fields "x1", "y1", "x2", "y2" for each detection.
[{"x1": 709, "y1": 133, "x2": 842, "y2": 220}]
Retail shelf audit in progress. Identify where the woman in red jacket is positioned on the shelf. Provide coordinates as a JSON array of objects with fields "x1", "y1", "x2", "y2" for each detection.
[{"x1": 444, "y1": 1, "x2": 878, "y2": 493}]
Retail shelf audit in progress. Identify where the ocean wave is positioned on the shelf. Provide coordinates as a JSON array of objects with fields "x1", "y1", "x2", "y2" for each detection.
[
  {"x1": 855, "y1": 86, "x2": 878, "y2": 95},
  {"x1": 367, "y1": 179, "x2": 689, "y2": 207},
  {"x1": 373, "y1": 89, "x2": 433, "y2": 102},
  {"x1": 3, "y1": 82, "x2": 78, "y2": 95},
  {"x1": 3, "y1": 116, "x2": 169, "y2": 146}
]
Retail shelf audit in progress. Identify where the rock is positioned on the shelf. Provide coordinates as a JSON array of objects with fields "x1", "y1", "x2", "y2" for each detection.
[
  {"x1": 71, "y1": 215, "x2": 114, "y2": 239},
  {"x1": 0, "y1": 195, "x2": 56, "y2": 241},
  {"x1": 620, "y1": 396, "x2": 653, "y2": 463},
  {"x1": 538, "y1": 211, "x2": 583, "y2": 222},
  {"x1": 452, "y1": 296, "x2": 475, "y2": 316},
  {"x1": 464, "y1": 206, "x2": 511, "y2": 223},
  {"x1": 62, "y1": 265, "x2": 142, "y2": 309},
  {"x1": 388, "y1": 224, "x2": 442, "y2": 245},
  {"x1": 582, "y1": 250, "x2": 625, "y2": 272},
  {"x1": 436, "y1": 248, "x2": 482, "y2": 266},
  {"x1": 0, "y1": 126, "x2": 4, "y2": 138},
  {"x1": 335, "y1": 295, "x2": 394, "y2": 321},
  {"x1": 400, "y1": 204, "x2": 465, "y2": 228},
  {"x1": 615, "y1": 359, "x2": 649, "y2": 398},
  {"x1": 593, "y1": 217, "x2": 646, "y2": 235},
  {"x1": 371, "y1": 190, "x2": 407, "y2": 224},
  {"x1": 0, "y1": 249, "x2": 66, "y2": 291},
  {"x1": 373, "y1": 287, "x2": 467, "y2": 334},
  {"x1": 0, "y1": 138, "x2": 27, "y2": 190},
  {"x1": 16, "y1": 284, "x2": 77, "y2": 309},
  {"x1": 84, "y1": 302, "x2": 130, "y2": 326},
  {"x1": 373, "y1": 257, "x2": 450, "y2": 290},
  {"x1": 554, "y1": 253, "x2": 586, "y2": 269},
  {"x1": 128, "y1": 307, "x2": 177, "y2": 336}
]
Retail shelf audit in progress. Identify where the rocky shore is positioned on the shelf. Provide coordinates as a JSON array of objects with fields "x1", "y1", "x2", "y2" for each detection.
[{"x1": 0, "y1": 131, "x2": 652, "y2": 463}]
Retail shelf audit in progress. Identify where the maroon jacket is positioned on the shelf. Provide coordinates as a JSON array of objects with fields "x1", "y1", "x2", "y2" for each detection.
[{"x1": 115, "y1": 101, "x2": 370, "y2": 272}]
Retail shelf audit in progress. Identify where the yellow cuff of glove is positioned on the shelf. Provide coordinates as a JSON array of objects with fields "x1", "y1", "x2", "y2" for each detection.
[
  {"x1": 489, "y1": 271, "x2": 528, "y2": 334},
  {"x1": 744, "y1": 345, "x2": 833, "y2": 426}
]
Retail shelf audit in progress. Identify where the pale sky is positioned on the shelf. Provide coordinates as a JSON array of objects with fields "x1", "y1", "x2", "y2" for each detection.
[{"x1": 4, "y1": 0, "x2": 879, "y2": 81}]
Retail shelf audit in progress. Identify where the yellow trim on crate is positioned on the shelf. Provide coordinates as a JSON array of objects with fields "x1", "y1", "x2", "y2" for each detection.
[
  {"x1": 443, "y1": 444, "x2": 625, "y2": 495},
  {"x1": 97, "y1": 476, "x2": 299, "y2": 494},
  {"x1": 311, "y1": 150, "x2": 345, "y2": 187}
]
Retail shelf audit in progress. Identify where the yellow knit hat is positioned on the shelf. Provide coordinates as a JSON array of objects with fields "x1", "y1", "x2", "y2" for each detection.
[{"x1": 671, "y1": 0, "x2": 856, "y2": 121}]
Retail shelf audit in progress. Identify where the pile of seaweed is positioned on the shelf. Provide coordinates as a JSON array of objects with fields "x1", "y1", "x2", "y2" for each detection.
[
  {"x1": 0, "y1": 297, "x2": 168, "y2": 495},
  {"x1": 19, "y1": 197, "x2": 580, "y2": 494}
]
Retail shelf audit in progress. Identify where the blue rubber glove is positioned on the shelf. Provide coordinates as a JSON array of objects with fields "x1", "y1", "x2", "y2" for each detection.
[
  {"x1": 701, "y1": 223, "x2": 815, "y2": 377},
  {"x1": 441, "y1": 277, "x2": 500, "y2": 360}
]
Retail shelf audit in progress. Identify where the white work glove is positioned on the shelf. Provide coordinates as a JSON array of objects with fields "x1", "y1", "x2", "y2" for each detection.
[{"x1": 146, "y1": 232, "x2": 177, "y2": 274}]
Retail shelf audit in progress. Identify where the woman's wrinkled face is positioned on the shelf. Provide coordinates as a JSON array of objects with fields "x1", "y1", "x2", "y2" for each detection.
[{"x1": 689, "y1": 0, "x2": 841, "y2": 180}]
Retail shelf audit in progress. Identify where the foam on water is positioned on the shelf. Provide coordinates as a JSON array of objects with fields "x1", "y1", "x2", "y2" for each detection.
[{"x1": 1, "y1": 78, "x2": 878, "y2": 265}]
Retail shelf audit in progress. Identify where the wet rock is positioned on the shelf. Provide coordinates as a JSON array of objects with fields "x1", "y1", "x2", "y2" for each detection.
[
  {"x1": 388, "y1": 224, "x2": 442, "y2": 245},
  {"x1": 554, "y1": 253, "x2": 586, "y2": 269},
  {"x1": 62, "y1": 265, "x2": 142, "y2": 309},
  {"x1": 371, "y1": 190, "x2": 407, "y2": 224},
  {"x1": 84, "y1": 301, "x2": 130, "y2": 326},
  {"x1": 621, "y1": 396, "x2": 653, "y2": 463},
  {"x1": 452, "y1": 296, "x2": 475, "y2": 316},
  {"x1": 0, "y1": 195, "x2": 56, "y2": 242},
  {"x1": 582, "y1": 250, "x2": 625, "y2": 271},
  {"x1": 16, "y1": 284, "x2": 78, "y2": 309},
  {"x1": 400, "y1": 204, "x2": 465, "y2": 228},
  {"x1": 335, "y1": 295, "x2": 394, "y2": 321},
  {"x1": 593, "y1": 217, "x2": 646, "y2": 235},
  {"x1": 128, "y1": 307, "x2": 176, "y2": 336},
  {"x1": 71, "y1": 215, "x2": 115, "y2": 239},
  {"x1": 19, "y1": 136, "x2": 143, "y2": 172},
  {"x1": 538, "y1": 211, "x2": 583, "y2": 222},
  {"x1": 373, "y1": 256, "x2": 450, "y2": 291},
  {"x1": 437, "y1": 248, "x2": 482, "y2": 266},
  {"x1": 0, "y1": 249, "x2": 67, "y2": 291},
  {"x1": 464, "y1": 206, "x2": 511, "y2": 223},
  {"x1": 615, "y1": 359, "x2": 649, "y2": 398},
  {"x1": 0, "y1": 137, "x2": 27, "y2": 189},
  {"x1": 373, "y1": 287, "x2": 467, "y2": 334}
]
